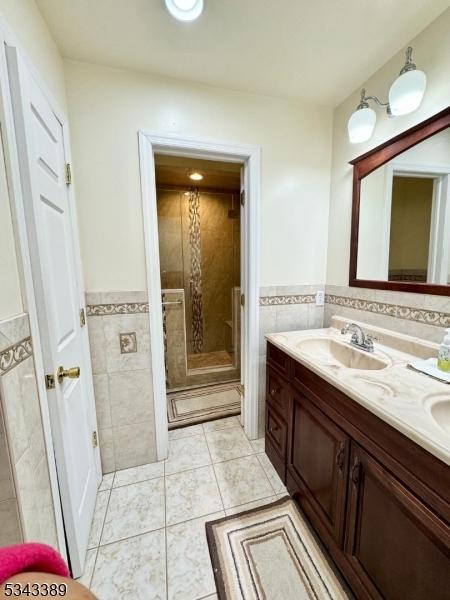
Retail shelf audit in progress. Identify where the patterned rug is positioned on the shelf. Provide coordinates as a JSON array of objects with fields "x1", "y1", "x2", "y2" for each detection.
[
  {"x1": 167, "y1": 382, "x2": 241, "y2": 428},
  {"x1": 206, "y1": 497, "x2": 349, "y2": 600}
]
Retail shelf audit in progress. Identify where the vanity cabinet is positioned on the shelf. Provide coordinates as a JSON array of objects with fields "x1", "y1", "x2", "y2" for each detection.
[
  {"x1": 345, "y1": 444, "x2": 450, "y2": 600},
  {"x1": 265, "y1": 341, "x2": 450, "y2": 599}
]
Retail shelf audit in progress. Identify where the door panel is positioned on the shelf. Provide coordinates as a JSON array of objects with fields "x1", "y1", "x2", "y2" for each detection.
[
  {"x1": 289, "y1": 391, "x2": 349, "y2": 544},
  {"x1": 7, "y1": 47, "x2": 99, "y2": 576},
  {"x1": 345, "y1": 444, "x2": 450, "y2": 599}
]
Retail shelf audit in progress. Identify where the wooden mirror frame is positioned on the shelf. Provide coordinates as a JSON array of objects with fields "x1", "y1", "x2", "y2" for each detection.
[{"x1": 349, "y1": 106, "x2": 450, "y2": 297}]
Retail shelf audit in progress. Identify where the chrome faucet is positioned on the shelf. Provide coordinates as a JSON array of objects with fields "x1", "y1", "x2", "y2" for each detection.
[{"x1": 341, "y1": 323, "x2": 377, "y2": 353}]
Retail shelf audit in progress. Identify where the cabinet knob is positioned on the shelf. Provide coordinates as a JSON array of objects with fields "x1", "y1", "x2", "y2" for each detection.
[
  {"x1": 270, "y1": 386, "x2": 280, "y2": 395},
  {"x1": 269, "y1": 424, "x2": 279, "y2": 434}
]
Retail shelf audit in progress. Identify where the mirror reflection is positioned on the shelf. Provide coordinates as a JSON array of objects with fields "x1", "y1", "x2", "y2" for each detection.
[{"x1": 357, "y1": 128, "x2": 450, "y2": 285}]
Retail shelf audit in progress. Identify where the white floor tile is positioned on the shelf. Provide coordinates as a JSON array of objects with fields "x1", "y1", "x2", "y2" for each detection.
[
  {"x1": 206, "y1": 426, "x2": 254, "y2": 462},
  {"x1": 101, "y1": 478, "x2": 165, "y2": 545},
  {"x1": 202, "y1": 416, "x2": 241, "y2": 432},
  {"x1": 224, "y1": 495, "x2": 278, "y2": 516},
  {"x1": 166, "y1": 512, "x2": 223, "y2": 600},
  {"x1": 113, "y1": 461, "x2": 164, "y2": 488},
  {"x1": 91, "y1": 530, "x2": 166, "y2": 600},
  {"x1": 166, "y1": 465, "x2": 223, "y2": 526},
  {"x1": 257, "y1": 452, "x2": 288, "y2": 494},
  {"x1": 99, "y1": 473, "x2": 114, "y2": 491},
  {"x1": 76, "y1": 548, "x2": 97, "y2": 588},
  {"x1": 214, "y1": 455, "x2": 274, "y2": 508},
  {"x1": 169, "y1": 424, "x2": 204, "y2": 440},
  {"x1": 165, "y1": 433, "x2": 211, "y2": 475},
  {"x1": 88, "y1": 490, "x2": 110, "y2": 549},
  {"x1": 250, "y1": 437, "x2": 265, "y2": 454}
]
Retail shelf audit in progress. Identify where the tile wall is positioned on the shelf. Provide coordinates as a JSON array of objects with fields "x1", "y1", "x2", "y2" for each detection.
[
  {"x1": 86, "y1": 292, "x2": 157, "y2": 473},
  {"x1": 0, "y1": 313, "x2": 58, "y2": 547},
  {"x1": 324, "y1": 285, "x2": 450, "y2": 344}
]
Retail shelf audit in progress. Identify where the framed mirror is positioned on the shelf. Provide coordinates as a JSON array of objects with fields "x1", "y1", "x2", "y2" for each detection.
[{"x1": 349, "y1": 107, "x2": 450, "y2": 296}]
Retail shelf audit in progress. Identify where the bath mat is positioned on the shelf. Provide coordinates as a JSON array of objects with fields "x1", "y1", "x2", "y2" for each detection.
[
  {"x1": 167, "y1": 382, "x2": 241, "y2": 428},
  {"x1": 206, "y1": 497, "x2": 349, "y2": 600}
]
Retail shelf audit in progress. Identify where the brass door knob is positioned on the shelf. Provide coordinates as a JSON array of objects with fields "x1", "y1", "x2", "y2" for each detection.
[{"x1": 57, "y1": 366, "x2": 81, "y2": 383}]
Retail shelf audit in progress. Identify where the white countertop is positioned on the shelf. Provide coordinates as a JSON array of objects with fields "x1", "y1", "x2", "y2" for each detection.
[{"x1": 266, "y1": 317, "x2": 450, "y2": 466}]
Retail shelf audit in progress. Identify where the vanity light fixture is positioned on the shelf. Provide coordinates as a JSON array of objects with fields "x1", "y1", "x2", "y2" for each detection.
[
  {"x1": 189, "y1": 170, "x2": 203, "y2": 181},
  {"x1": 348, "y1": 47, "x2": 427, "y2": 144},
  {"x1": 164, "y1": 0, "x2": 204, "y2": 22}
]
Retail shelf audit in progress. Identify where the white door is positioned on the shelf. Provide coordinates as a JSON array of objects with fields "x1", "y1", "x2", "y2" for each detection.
[{"x1": 6, "y1": 47, "x2": 99, "y2": 577}]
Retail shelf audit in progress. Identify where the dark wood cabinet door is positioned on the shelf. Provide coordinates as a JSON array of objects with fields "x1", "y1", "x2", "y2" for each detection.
[
  {"x1": 288, "y1": 391, "x2": 349, "y2": 545},
  {"x1": 265, "y1": 401, "x2": 288, "y2": 482},
  {"x1": 345, "y1": 444, "x2": 450, "y2": 600}
]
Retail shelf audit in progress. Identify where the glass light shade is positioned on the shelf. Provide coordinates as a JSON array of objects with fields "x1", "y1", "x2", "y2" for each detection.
[
  {"x1": 347, "y1": 107, "x2": 376, "y2": 144},
  {"x1": 389, "y1": 70, "x2": 426, "y2": 116},
  {"x1": 164, "y1": 0, "x2": 204, "y2": 21},
  {"x1": 189, "y1": 172, "x2": 203, "y2": 181}
]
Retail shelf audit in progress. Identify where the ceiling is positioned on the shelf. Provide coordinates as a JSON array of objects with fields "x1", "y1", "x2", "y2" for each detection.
[
  {"x1": 36, "y1": 0, "x2": 449, "y2": 106},
  {"x1": 154, "y1": 155, "x2": 241, "y2": 190}
]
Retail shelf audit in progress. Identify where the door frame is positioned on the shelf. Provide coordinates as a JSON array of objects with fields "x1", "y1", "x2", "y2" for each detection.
[
  {"x1": 138, "y1": 131, "x2": 261, "y2": 460},
  {"x1": 0, "y1": 20, "x2": 101, "y2": 566}
]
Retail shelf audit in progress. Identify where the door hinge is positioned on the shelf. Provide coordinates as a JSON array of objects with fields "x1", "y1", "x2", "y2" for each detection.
[
  {"x1": 241, "y1": 384, "x2": 245, "y2": 397},
  {"x1": 240, "y1": 293, "x2": 245, "y2": 307},
  {"x1": 65, "y1": 163, "x2": 72, "y2": 185},
  {"x1": 80, "y1": 308, "x2": 86, "y2": 327},
  {"x1": 45, "y1": 373, "x2": 55, "y2": 389},
  {"x1": 240, "y1": 190, "x2": 245, "y2": 206},
  {"x1": 92, "y1": 431, "x2": 98, "y2": 448}
]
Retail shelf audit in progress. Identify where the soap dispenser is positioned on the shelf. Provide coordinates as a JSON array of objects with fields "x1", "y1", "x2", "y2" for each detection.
[{"x1": 437, "y1": 328, "x2": 450, "y2": 372}]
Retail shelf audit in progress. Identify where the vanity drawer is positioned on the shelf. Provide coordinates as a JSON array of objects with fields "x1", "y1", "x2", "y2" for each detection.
[
  {"x1": 266, "y1": 367, "x2": 290, "y2": 420},
  {"x1": 267, "y1": 342, "x2": 290, "y2": 378}
]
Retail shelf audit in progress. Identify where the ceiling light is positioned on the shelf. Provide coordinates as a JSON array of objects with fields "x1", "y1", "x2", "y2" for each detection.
[
  {"x1": 189, "y1": 171, "x2": 203, "y2": 181},
  {"x1": 347, "y1": 47, "x2": 426, "y2": 144},
  {"x1": 164, "y1": 0, "x2": 204, "y2": 22}
]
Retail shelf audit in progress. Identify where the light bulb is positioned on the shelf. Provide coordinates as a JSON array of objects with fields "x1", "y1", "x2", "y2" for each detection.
[
  {"x1": 164, "y1": 0, "x2": 204, "y2": 21},
  {"x1": 189, "y1": 171, "x2": 203, "y2": 181}
]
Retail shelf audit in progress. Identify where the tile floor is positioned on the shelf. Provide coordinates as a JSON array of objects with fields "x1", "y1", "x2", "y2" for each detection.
[{"x1": 78, "y1": 415, "x2": 288, "y2": 600}]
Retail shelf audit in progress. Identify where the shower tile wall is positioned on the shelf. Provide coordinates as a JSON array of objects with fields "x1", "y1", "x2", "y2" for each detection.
[
  {"x1": 0, "y1": 314, "x2": 58, "y2": 547},
  {"x1": 157, "y1": 188, "x2": 240, "y2": 357},
  {"x1": 86, "y1": 291, "x2": 157, "y2": 473}
]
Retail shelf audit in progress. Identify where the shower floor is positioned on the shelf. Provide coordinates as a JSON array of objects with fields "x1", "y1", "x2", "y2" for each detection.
[{"x1": 187, "y1": 350, "x2": 234, "y2": 370}]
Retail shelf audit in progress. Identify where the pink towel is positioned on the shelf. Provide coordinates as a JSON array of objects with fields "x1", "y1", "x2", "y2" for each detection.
[{"x1": 0, "y1": 543, "x2": 70, "y2": 584}]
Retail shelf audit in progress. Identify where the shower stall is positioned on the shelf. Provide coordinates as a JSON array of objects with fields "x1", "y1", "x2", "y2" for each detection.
[{"x1": 156, "y1": 181, "x2": 241, "y2": 391}]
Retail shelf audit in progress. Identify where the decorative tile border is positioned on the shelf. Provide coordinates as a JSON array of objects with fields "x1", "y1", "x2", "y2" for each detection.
[
  {"x1": 0, "y1": 337, "x2": 33, "y2": 375},
  {"x1": 325, "y1": 294, "x2": 450, "y2": 328},
  {"x1": 86, "y1": 303, "x2": 149, "y2": 316},
  {"x1": 259, "y1": 294, "x2": 316, "y2": 306}
]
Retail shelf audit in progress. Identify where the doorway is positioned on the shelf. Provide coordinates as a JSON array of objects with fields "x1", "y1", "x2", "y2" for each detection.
[
  {"x1": 139, "y1": 132, "x2": 261, "y2": 460},
  {"x1": 155, "y1": 156, "x2": 242, "y2": 428}
]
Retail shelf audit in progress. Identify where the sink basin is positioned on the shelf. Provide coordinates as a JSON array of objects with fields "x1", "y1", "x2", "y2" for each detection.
[
  {"x1": 296, "y1": 338, "x2": 388, "y2": 371},
  {"x1": 429, "y1": 399, "x2": 450, "y2": 436}
]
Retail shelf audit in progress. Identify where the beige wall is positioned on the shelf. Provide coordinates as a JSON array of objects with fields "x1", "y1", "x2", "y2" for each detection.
[
  {"x1": 0, "y1": 132, "x2": 22, "y2": 319},
  {"x1": 326, "y1": 8, "x2": 450, "y2": 286},
  {"x1": 0, "y1": 0, "x2": 67, "y2": 110},
  {"x1": 64, "y1": 59, "x2": 333, "y2": 291},
  {"x1": 389, "y1": 177, "x2": 433, "y2": 272}
]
